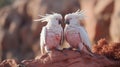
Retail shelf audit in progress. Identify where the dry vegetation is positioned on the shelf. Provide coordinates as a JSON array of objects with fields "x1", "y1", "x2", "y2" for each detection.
[{"x1": 92, "y1": 39, "x2": 120, "y2": 60}]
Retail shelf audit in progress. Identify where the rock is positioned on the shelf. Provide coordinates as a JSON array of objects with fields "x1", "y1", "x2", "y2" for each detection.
[
  {"x1": 0, "y1": 6, "x2": 11, "y2": 28},
  {"x1": 0, "y1": 48, "x2": 120, "y2": 67},
  {"x1": 0, "y1": 59, "x2": 17, "y2": 67},
  {"x1": 110, "y1": 0, "x2": 120, "y2": 42},
  {"x1": 22, "y1": 50, "x2": 112, "y2": 67},
  {"x1": 0, "y1": 29, "x2": 5, "y2": 61},
  {"x1": 80, "y1": 0, "x2": 114, "y2": 43}
]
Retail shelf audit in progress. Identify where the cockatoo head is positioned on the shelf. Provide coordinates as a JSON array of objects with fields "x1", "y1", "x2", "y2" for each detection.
[
  {"x1": 34, "y1": 13, "x2": 62, "y2": 26},
  {"x1": 64, "y1": 10, "x2": 85, "y2": 26}
]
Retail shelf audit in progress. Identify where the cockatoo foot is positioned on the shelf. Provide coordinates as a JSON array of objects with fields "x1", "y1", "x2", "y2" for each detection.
[
  {"x1": 55, "y1": 48, "x2": 67, "y2": 56},
  {"x1": 17, "y1": 63, "x2": 26, "y2": 67},
  {"x1": 55, "y1": 48, "x2": 63, "y2": 52},
  {"x1": 75, "y1": 50, "x2": 81, "y2": 52},
  {"x1": 46, "y1": 50, "x2": 52, "y2": 54},
  {"x1": 88, "y1": 53, "x2": 95, "y2": 57},
  {"x1": 63, "y1": 47, "x2": 72, "y2": 50},
  {"x1": 74, "y1": 49, "x2": 82, "y2": 55}
]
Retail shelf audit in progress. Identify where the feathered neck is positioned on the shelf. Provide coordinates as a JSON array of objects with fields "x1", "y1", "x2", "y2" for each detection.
[
  {"x1": 69, "y1": 19, "x2": 80, "y2": 27},
  {"x1": 46, "y1": 20, "x2": 60, "y2": 29}
]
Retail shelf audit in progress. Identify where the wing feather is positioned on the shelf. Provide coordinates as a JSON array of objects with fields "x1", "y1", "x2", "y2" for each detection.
[
  {"x1": 78, "y1": 27, "x2": 91, "y2": 50},
  {"x1": 40, "y1": 26, "x2": 47, "y2": 55},
  {"x1": 60, "y1": 29, "x2": 64, "y2": 45}
]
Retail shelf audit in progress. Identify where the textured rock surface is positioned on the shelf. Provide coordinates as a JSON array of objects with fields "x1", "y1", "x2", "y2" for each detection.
[
  {"x1": 0, "y1": 59, "x2": 17, "y2": 67},
  {"x1": 1, "y1": 39, "x2": 120, "y2": 67},
  {"x1": 28, "y1": 50, "x2": 112, "y2": 67},
  {"x1": 110, "y1": 0, "x2": 120, "y2": 43},
  {"x1": 0, "y1": 49, "x2": 120, "y2": 67}
]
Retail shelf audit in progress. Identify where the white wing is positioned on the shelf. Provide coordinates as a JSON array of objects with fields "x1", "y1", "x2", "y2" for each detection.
[
  {"x1": 62, "y1": 26, "x2": 71, "y2": 48},
  {"x1": 78, "y1": 26, "x2": 92, "y2": 50},
  {"x1": 60, "y1": 29, "x2": 64, "y2": 45},
  {"x1": 57, "y1": 27, "x2": 64, "y2": 50},
  {"x1": 40, "y1": 26, "x2": 47, "y2": 55}
]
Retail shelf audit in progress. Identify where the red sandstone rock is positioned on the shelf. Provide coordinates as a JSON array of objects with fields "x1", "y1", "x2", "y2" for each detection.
[
  {"x1": 0, "y1": 59, "x2": 17, "y2": 67},
  {"x1": 110, "y1": 0, "x2": 120, "y2": 43},
  {"x1": 0, "y1": 49, "x2": 120, "y2": 67},
  {"x1": 22, "y1": 50, "x2": 113, "y2": 67}
]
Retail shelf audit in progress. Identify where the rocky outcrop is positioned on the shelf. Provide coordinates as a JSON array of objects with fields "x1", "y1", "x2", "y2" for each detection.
[
  {"x1": 80, "y1": 0, "x2": 114, "y2": 43},
  {"x1": 0, "y1": 50, "x2": 113, "y2": 67},
  {"x1": 0, "y1": 49, "x2": 120, "y2": 67},
  {"x1": 0, "y1": 59, "x2": 17, "y2": 67},
  {"x1": 110, "y1": 0, "x2": 120, "y2": 43},
  {"x1": 0, "y1": 39, "x2": 120, "y2": 67},
  {"x1": 23, "y1": 50, "x2": 113, "y2": 67}
]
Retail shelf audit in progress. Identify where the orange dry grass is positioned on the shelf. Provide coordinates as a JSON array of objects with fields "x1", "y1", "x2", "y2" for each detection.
[{"x1": 92, "y1": 39, "x2": 120, "y2": 60}]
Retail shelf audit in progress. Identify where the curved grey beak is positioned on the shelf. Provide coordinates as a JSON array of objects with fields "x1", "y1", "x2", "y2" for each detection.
[{"x1": 65, "y1": 20, "x2": 69, "y2": 25}]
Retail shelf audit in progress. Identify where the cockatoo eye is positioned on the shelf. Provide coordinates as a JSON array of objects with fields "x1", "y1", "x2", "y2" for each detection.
[
  {"x1": 65, "y1": 19, "x2": 69, "y2": 25},
  {"x1": 56, "y1": 18, "x2": 62, "y2": 25},
  {"x1": 65, "y1": 18, "x2": 71, "y2": 25},
  {"x1": 58, "y1": 19, "x2": 62, "y2": 25}
]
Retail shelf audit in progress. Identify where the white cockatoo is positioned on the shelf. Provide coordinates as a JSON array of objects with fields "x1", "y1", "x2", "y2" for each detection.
[
  {"x1": 34, "y1": 13, "x2": 63, "y2": 55},
  {"x1": 64, "y1": 10, "x2": 93, "y2": 56}
]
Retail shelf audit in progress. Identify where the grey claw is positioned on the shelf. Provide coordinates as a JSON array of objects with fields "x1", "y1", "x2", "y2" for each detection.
[
  {"x1": 17, "y1": 63, "x2": 26, "y2": 67},
  {"x1": 55, "y1": 49, "x2": 68, "y2": 56},
  {"x1": 76, "y1": 50, "x2": 80, "y2": 52},
  {"x1": 63, "y1": 48, "x2": 72, "y2": 50},
  {"x1": 55, "y1": 48, "x2": 63, "y2": 52}
]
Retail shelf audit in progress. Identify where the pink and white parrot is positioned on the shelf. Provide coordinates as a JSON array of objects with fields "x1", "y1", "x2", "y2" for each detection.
[
  {"x1": 64, "y1": 10, "x2": 93, "y2": 56},
  {"x1": 34, "y1": 13, "x2": 63, "y2": 55}
]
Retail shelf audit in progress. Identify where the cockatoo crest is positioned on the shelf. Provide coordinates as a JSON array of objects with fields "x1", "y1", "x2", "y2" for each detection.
[
  {"x1": 64, "y1": 9, "x2": 92, "y2": 50},
  {"x1": 65, "y1": 10, "x2": 85, "y2": 21},
  {"x1": 36, "y1": 13, "x2": 63, "y2": 55},
  {"x1": 34, "y1": 13, "x2": 62, "y2": 22}
]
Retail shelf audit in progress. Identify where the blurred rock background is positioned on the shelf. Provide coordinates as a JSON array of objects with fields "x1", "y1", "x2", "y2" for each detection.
[{"x1": 0, "y1": 0, "x2": 119, "y2": 62}]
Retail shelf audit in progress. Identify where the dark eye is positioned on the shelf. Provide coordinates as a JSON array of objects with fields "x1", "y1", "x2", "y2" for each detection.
[
  {"x1": 65, "y1": 19, "x2": 69, "y2": 25},
  {"x1": 59, "y1": 20, "x2": 62, "y2": 24}
]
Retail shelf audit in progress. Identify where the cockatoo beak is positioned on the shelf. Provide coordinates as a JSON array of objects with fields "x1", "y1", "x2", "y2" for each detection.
[
  {"x1": 65, "y1": 19, "x2": 69, "y2": 25},
  {"x1": 59, "y1": 19, "x2": 62, "y2": 24}
]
